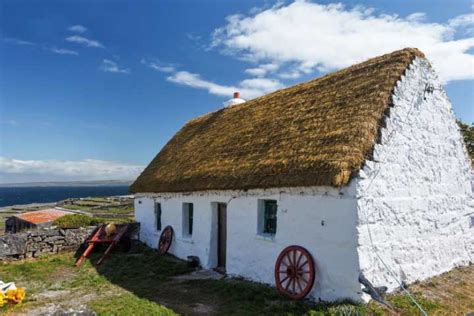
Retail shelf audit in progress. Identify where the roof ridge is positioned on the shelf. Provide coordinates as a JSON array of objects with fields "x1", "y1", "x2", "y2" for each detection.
[{"x1": 187, "y1": 48, "x2": 424, "y2": 125}]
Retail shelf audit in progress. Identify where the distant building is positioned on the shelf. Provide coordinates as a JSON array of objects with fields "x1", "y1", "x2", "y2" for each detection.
[
  {"x1": 131, "y1": 48, "x2": 472, "y2": 302},
  {"x1": 5, "y1": 209, "x2": 72, "y2": 233}
]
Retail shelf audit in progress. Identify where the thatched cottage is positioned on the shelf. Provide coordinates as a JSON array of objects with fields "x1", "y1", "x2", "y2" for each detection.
[{"x1": 130, "y1": 48, "x2": 472, "y2": 302}]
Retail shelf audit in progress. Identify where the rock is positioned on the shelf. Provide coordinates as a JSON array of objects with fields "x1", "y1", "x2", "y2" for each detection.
[
  {"x1": 26, "y1": 242, "x2": 40, "y2": 252},
  {"x1": 0, "y1": 234, "x2": 27, "y2": 258},
  {"x1": 44, "y1": 236, "x2": 64, "y2": 244}
]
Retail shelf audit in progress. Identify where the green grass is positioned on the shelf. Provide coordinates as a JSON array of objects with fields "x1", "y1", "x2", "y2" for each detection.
[
  {"x1": 60, "y1": 205, "x2": 91, "y2": 211},
  {"x1": 89, "y1": 293, "x2": 177, "y2": 315},
  {"x1": 89, "y1": 207, "x2": 134, "y2": 214},
  {"x1": 182, "y1": 279, "x2": 366, "y2": 316},
  {"x1": 0, "y1": 246, "x2": 472, "y2": 316},
  {"x1": 0, "y1": 245, "x2": 193, "y2": 315},
  {"x1": 0, "y1": 254, "x2": 71, "y2": 283},
  {"x1": 53, "y1": 214, "x2": 133, "y2": 229},
  {"x1": 53, "y1": 214, "x2": 103, "y2": 228}
]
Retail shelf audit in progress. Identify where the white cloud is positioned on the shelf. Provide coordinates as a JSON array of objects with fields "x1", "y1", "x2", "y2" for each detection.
[
  {"x1": 212, "y1": 1, "x2": 474, "y2": 82},
  {"x1": 68, "y1": 25, "x2": 87, "y2": 33},
  {"x1": 448, "y1": 13, "x2": 474, "y2": 35},
  {"x1": 50, "y1": 47, "x2": 79, "y2": 56},
  {"x1": 141, "y1": 58, "x2": 175, "y2": 73},
  {"x1": 0, "y1": 119, "x2": 19, "y2": 126},
  {"x1": 0, "y1": 157, "x2": 144, "y2": 183},
  {"x1": 278, "y1": 70, "x2": 302, "y2": 79},
  {"x1": 100, "y1": 59, "x2": 130, "y2": 74},
  {"x1": 167, "y1": 71, "x2": 283, "y2": 99},
  {"x1": 406, "y1": 12, "x2": 426, "y2": 22},
  {"x1": 244, "y1": 63, "x2": 279, "y2": 77},
  {"x1": 449, "y1": 13, "x2": 474, "y2": 28},
  {"x1": 2, "y1": 37, "x2": 35, "y2": 46},
  {"x1": 65, "y1": 35, "x2": 104, "y2": 48}
]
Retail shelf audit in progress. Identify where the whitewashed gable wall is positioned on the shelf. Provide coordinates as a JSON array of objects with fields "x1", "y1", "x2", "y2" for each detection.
[{"x1": 355, "y1": 57, "x2": 473, "y2": 293}]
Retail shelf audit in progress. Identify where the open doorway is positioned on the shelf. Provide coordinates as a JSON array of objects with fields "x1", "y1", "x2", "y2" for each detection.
[{"x1": 216, "y1": 203, "x2": 227, "y2": 273}]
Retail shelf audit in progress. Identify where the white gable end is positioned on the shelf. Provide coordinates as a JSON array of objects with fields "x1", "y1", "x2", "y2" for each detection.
[{"x1": 355, "y1": 57, "x2": 473, "y2": 293}]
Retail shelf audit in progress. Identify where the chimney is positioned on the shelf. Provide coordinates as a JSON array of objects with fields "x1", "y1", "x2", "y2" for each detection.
[{"x1": 223, "y1": 91, "x2": 246, "y2": 107}]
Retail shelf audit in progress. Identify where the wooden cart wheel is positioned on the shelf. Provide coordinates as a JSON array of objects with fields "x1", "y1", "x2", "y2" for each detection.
[
  {"x1": 274, "y1": 245, "x2": 316, "y2": 300},
  {"x1": 158, "y1": 226, "x2": 173, "y2": 255}
]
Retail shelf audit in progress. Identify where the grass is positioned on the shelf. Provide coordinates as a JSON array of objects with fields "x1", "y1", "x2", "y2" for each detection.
[
  {"x1": 89, "y1": 294, "x2": 177, "y2": 315},
  {"x1": 61, "y1": 203, "x2": 134, "y2": 221},
  {"x1": 0, "y1": 244, "x2": 192, "y2": 315},
  {"x1": 53, "y1": 214, "x2": 133, "y2": 229},
  {"x1": 61, "y1": 205, "x2": 133, "y2": 214},
  {"x1": 0, "y1": 246, "x2": 472, "y2": 315},
  {"x1": 60, "y1": 205, "x2": 91, "y2": 211},
  {"x1": 53, "y1": 214, "x2": 103, "y2": 228},
  {"x1": 369, "y1": 263, "x2": 474, "y2": 315}
]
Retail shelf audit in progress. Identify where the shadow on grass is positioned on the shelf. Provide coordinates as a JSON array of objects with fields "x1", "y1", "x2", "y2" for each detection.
[{"x1": 74, "y1": 242, "x2": 367, "y2": 316}]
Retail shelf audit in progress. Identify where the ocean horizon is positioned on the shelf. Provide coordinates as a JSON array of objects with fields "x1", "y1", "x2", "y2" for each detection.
[{"x1": 0, "y1": 185, "x2": 131, "y2": 207}]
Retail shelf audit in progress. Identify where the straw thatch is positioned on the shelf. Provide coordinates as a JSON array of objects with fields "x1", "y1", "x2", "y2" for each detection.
[{"x1": 130, "y1": 48, "x2": 425, "y2": 193}]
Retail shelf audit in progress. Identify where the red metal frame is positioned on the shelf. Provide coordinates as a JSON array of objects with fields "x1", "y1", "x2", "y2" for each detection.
[
  {"x1": 274, "y1": 245, "x2": 316, "y2": 300},
  {"x1": 158, "y1": 225, "x2": 173, "y2": 255},
  {"x1": 75, "y1": 224, "x2": 129, "y2": 267}
]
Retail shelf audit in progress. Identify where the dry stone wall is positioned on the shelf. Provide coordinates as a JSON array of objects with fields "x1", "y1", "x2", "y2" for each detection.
[
  {"x1": 0, "y1": 223, "x2": 140, "y2": 261},
  {"x1": 0, "y1": 227, "x2": 95, "y2": 260}
]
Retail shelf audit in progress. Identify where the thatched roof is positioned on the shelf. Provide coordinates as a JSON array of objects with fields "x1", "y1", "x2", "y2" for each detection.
[{"x1": 131, "y1": 48, "x2": 425, "y2": 193}]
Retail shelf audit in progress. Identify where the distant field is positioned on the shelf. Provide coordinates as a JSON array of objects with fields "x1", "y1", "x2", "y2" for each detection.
[
  {"x1": 0, "y1": 196, "x2": 134, "y2": 234},
  {"x1": 60, "y1": 197, "x2": 134, "y2": 220}
]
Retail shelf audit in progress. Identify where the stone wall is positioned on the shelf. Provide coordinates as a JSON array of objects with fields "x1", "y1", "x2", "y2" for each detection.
[
  {"x1": 0, "y1": 227, "x2": 96, "y2": 260},
  {"x1": 0, "y1": 223, "x2": 140, "y2": 260}
]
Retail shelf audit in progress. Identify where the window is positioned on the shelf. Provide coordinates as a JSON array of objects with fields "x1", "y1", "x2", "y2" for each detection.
[
  {"x1": 182, "y1": 203, "x2": 194, "y2": 236},
  {"x1": 258, "y1": 200, "x2": 277, "y2": 235},
  {"x1": 154, "y1": 202, "x2": 162, "y2": 231}
]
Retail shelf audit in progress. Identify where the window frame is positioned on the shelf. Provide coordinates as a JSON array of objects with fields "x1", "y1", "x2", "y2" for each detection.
[
  {"x1": 258, "y1": 199, "x2": 278, "y2": 236},
  {"x1": 154, "y1": 202, "x2": 162, "y2": 231},
  {"x1": 182, "y1": 203, "x2": 194, "y2": 237}
]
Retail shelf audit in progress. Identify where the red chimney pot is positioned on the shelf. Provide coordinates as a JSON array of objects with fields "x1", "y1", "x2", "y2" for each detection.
[{"x1": 233, "y1": 92, "x2": 240, "y2": 99}]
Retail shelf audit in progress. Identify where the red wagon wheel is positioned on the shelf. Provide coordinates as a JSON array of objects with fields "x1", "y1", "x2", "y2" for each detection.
[
  {"x1": 158, "y1": 226, "x2": 174, "y2": 255},
  {"x1": 274, "y1": 245, "x2": 316, "y2": 300}
]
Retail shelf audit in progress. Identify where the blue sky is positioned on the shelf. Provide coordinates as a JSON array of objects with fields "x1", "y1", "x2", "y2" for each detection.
[{"x1": 0, "y1": 0, "x2": 473, "y2": 183}]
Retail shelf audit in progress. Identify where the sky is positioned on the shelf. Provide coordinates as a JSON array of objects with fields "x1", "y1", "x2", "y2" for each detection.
[{"x1": 0, "y1": 0, "x2": 473, "y2": 183}]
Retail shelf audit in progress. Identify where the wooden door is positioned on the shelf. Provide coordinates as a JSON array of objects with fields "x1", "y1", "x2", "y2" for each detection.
[{"x1": 217, "y1": 203, "x2": 227, "y2": 269}]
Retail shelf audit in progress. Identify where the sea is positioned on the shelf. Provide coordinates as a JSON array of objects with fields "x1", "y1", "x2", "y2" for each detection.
[{"x1": 0, "y1": 186, "x2": 130, "y2": 207}]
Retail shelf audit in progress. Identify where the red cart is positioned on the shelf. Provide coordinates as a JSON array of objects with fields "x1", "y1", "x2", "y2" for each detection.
[{"x1": 75, "y1": 224, "x2": 130, "y2": 267}]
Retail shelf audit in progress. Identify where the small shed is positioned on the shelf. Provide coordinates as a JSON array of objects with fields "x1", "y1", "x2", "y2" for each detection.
[{"x1": 5, "y1": 209, "x2": 72, "y2": 233}]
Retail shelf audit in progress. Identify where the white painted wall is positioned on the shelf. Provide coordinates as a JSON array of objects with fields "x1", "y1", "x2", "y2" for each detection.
[
  {"x1": 134, "y1": 186, "x2": 364, "y2": 302},
  {"x1": 356, "y1": 57, "x2": 473, "y2": 293}
]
